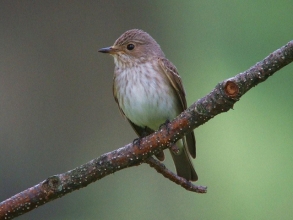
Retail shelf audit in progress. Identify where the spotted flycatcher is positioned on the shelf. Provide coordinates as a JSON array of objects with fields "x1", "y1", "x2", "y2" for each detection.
[{"x1": 99, "y1": 29, "x2": 197, "y2": 181}]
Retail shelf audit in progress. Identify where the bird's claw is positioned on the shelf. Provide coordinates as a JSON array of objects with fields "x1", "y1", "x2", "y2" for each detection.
[{"x1": 159, "y1": 119, "x2": 171, "y2": 134}]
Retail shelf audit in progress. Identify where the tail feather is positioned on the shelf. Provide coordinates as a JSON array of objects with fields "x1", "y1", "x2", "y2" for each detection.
[
  {"x1": 170, "y1": 138, "x2": 198, "y2": 181},
  {"x1": 186, "y1": 132, "x2": 196, "y2": 158}
]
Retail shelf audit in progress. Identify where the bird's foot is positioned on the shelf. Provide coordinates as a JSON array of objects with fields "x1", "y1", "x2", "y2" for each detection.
[
  {"x1": 170, "y1": 144, "x2": 180, "y2": 155},
  {"x1": 159, "y1": 119, "x2": 171, "y2": 134},
  {"x1": 133, "y1": 137, "x2": 142, "y2": 146},
  {"x1": 133, "y1": 126, "x2": 149, "y2": 146}
]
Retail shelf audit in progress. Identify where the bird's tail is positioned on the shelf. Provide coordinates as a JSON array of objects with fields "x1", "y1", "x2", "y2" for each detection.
[{"x1": 170, "y1": 138, "x2": 198, "y2": 181}]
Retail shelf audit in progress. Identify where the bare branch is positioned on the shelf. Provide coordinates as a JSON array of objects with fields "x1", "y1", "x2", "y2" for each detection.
[
  {"x1": 145, "y1": 157, "x2": 207, "y2": 193},
  {"x1": 0, "y1": 40, "x2": 292, "y2": 219}
]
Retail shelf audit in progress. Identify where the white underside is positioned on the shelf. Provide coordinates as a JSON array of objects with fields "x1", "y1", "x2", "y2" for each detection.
[{"x1": 114, "y1": 61, "x2": 180, "y2": 130}]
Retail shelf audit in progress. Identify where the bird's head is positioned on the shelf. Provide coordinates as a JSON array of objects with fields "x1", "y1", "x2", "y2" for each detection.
[{"x1": 99, "y1": 29, "x2": 164, "y2": 67}]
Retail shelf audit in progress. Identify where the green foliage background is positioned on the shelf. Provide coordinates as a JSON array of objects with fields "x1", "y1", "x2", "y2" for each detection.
[{"x1": 1, "y1": 1, "x2": 292, "y2": 219}]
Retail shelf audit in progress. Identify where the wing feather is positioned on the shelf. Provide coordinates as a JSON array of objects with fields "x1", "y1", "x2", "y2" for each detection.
[{"x1": 158, "y1": 58, "x2": 196, "y2": 158}]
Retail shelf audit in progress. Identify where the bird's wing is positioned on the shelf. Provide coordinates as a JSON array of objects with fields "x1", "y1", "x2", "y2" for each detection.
[
  {"x1": 158, "y1": 57, "x2": 187, "y2": 109},
  {"x1": 158, "y1": 57, "x2": 196, "y2": 158}
]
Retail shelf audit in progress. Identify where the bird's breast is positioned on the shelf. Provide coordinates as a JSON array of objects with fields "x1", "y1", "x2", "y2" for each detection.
[{"x1": 114, "y1": 62, "x2": 180, "y2": 130}]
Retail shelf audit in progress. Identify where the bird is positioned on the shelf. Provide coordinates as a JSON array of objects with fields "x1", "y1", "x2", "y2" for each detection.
[{"x1": 98, "y1": 29, "x2": 197, "y2": 181}]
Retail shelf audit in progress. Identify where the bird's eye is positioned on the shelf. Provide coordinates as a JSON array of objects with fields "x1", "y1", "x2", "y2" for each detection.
[{"x1": 126, "y1": 44, "x2": 135, "y2": 50}]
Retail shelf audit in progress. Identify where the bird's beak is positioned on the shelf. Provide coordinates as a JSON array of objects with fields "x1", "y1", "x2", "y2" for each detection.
[{"x1": 98, "y1": 46, "x2": 118, "y2": 54}]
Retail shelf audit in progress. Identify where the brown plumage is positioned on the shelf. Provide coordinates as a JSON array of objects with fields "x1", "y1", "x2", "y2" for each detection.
[{"x1": 99, "y1": 29, "x2": 197, "y2": 181}]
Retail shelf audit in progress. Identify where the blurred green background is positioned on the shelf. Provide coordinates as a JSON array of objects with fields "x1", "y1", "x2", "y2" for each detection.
[{"x1": 1, "y1": 1, "x2": 293, "y2": 219}]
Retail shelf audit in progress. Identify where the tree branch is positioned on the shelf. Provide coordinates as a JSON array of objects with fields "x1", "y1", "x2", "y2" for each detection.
[
  {"x1": 1, "y1": 40, "x2": 292, "y2": 219},
  {"x1": 145, "y1": 157, "x2": 207, "y2": 193}
]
